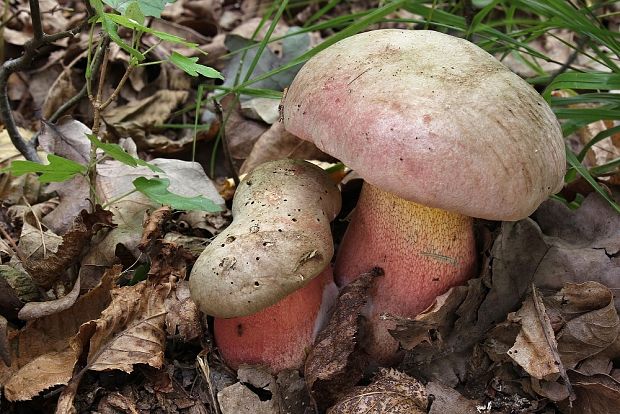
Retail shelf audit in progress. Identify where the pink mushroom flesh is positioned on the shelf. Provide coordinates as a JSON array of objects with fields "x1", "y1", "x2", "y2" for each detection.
[
  {"x1": 214, "y1": 267, "x2": 337, "y2": 373},
  {"x1": 335, "y1": 184, "x2": 476, "y2": 363}
]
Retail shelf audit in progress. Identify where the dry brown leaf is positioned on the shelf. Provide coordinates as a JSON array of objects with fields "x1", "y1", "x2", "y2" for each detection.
[
  {"x1": 305, "y1": 268, "x2": 382, "y2": 412},
  {"x1": 548, "y1": 282, "x2": 620, "y2": 369},
  {"x1": 103, "y1": 90, "x2": 189, "y2": 150},
  {"x1": 327, "y1": 369, "x2": 427, "y2": 414},
  {"x1": 240, "y1": 122, "x2": 334, "y2": 175},
  {"x1": 217, "y1": 366, "x2": 280, "y2": 414},
  {"x1": 563, "y1": 371, "x2": 620, "y2": 414},
  {"x1": 77, "y1": 280, "x2": 169, "y2": 373},
  {"x1": 97, "y1": 392, "x2": 140, "y2": 414},
  {"x1": 164, "y1": 280, "x2": 202, "y2": 342},
  {"x1": 56, "y1": 278, "x2": 170, "y2": 409},
  {"x1": 506, "y1": 291, "x2": 562, "y2": 381},
  {"x1": 219, "y1": 94, "x2": 269, "y2": 163},
  {"x1": 389, "y1": 285, "x2": 468, "y2": 350},
  {"x1": 22, "y1": 207, "x2": 114, "y2": 288},
  {"x1": 0, "y1": 267, "x2": 117, "y2": 401},
  {"x1": 18, "y1": 276, "x2": 81, "y2": 321},
  {"x1": 426, "y1": 381, "x2": 479, "y2": 414},
  {"x1": 4, "y1": 348, "x2": 79, "y2": 401}
]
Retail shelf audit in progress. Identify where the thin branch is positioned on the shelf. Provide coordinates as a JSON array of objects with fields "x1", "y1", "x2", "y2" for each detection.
[
  {"x1": 0, "y1": 11, "x2": 86, "y2": 162},
  {"x1": 28, "y1": 0, "x2": 43, "y2": 40},
  {"x1": 100, "y1": 64, "x2": 134, "y2": 111}
]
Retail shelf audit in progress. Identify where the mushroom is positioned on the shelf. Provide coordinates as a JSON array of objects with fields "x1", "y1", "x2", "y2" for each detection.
[
  {"x1": 214, "y1": 266, "x2": 338, "y2": 373},
  {"x1": 282, "y1": 30, "x2": 566, "y2": 363},
  {"x1": 189, "y1": 159, "x2": 341, "y2": 318}
]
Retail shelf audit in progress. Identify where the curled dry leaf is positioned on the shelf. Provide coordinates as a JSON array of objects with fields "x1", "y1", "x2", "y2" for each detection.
[
  {"x1": 486, "y1": 281, "x2": 619, "y2": 405},
  {"x1": 18, "y1": 276, "x2": 81, "y2": 321},
  {"x1": 327, "y1": 369, "x2": 427, "y2": 414},
  {"x1": 548, "y1": 282, "x2": 620, "y2": 369},
  {"x1": 426, "y1": 381, "x2": 479, "y2": 414},
  {"x1": 563, "y1": 370, "x2": 620, "y2": 414},
  {"x1": 305, "y1": 268, "x2": 382, "y2": 412},
  {"x1": 22, "y1": 207, "x2": 114, "y2": 288},
  {"x1": 164, "y1": 281, "x2": 202, "y2": 342},
  {"x1": 389, "y1": 285, "x2": 468, "y2": 350}
]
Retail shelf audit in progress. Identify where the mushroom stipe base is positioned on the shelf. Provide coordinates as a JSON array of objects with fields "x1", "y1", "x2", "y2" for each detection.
[{"x1": 335, "y1": 183, "x2": 477, "y2": 363}]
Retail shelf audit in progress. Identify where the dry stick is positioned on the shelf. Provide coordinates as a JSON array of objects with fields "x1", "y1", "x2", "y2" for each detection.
[
  {"x1": 31, "y1": 37, "x2": 107, "y2": 147},
  {"x1": 0, "y1": 1, "x2": 86, "y2": 162}
]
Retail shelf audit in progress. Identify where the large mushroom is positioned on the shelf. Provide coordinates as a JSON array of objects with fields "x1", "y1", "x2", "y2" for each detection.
[
  {"x1": 282, "y1": 29, "x2": 566, "y2": 363},
  {"x1": 189, "y1": 159, "x2": 341, "y2": 370}
]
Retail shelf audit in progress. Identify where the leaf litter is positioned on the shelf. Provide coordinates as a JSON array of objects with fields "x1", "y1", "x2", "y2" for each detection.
[{"x1": 0, "y1": 0, "x2": 619, "y2": 411}]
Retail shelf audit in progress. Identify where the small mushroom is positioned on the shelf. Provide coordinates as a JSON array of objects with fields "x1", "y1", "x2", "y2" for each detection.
[
  {"x1": 189, "y1": 159, "x2": 341, "y2": 318},
  {"x1": 282, "y1": 30, "x2": 565, "y2": 363},
  {"x1": 214, "y1": 267, "x2": 337, "y2": 373}
]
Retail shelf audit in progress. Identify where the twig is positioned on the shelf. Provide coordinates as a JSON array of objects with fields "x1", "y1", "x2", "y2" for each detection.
[
  {"x1": 100, "y1": 64, "x2": 134, "y2": 111},
  {"x1": 28, "y1": 0, "x2": 43, "y2": 39},
  {"x1": 0, "y1": 1, "x2": 86, "y2": 162}
]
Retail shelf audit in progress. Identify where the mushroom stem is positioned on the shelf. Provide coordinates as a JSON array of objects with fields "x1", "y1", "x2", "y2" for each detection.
[
  {"x1": 214, "y1": 267, "x2": 337, "y2": 373},
  {"x1": 335, "y1": 183, "x2": 476, "y2": 364}
]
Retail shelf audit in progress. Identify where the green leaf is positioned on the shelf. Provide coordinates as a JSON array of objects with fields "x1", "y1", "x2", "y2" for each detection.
[
  {"x1": 3, "y1": 154, "x2": 87, "y2": 183},
  {"x1": 125, "y1": 2, "x2": 144, "y2": 24},
  {"x1": 96, "y1": 14, "x2": 145, "y2": 61},
  {"x1": 104, "y1": 14, "x2": 199, "y2": 48},
  {"x1": 87, "y1": 134, "x2": 163, "y2": 173},
  {"x1": 133, "y1": 177, "x2": 223, "y2": 212},
  {"x1": 169, "y1": 52, "x2": 223, "y2": 79},
  {"x1": 103, "y1": 0, "x2": 173, "y2": 17}
]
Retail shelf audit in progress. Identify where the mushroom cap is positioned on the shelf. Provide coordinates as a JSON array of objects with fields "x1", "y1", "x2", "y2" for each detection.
[{"x1": 283, "y1": 29, "x2": 566, "y2": 220}]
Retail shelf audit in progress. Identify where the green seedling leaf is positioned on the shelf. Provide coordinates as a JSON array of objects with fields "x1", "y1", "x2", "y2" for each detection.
[
  {"x1": 105, "y1": 14, "x2": 198, "y2": 47},
  {"x1": 3, "y1": 154, "x2": 87, "y2": 183},
  {"x1": 87, "y1": 134, "x2": 163, "y2": 173},
  {"x1": 169, "y1": 52, "x2": 223, "y2": 79},
  {"x1": 103, "y1": 0, "x2": 173, "y2": 17},
  {"x1": 96, "y1": 14, "x2": 145, "y2": 61},
  {"x1": 133, "y1": 177, "x2": 223, "y2": 212},
  {"x1": 125, "y1": 2, "x2": 144, "y2": 24}
]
